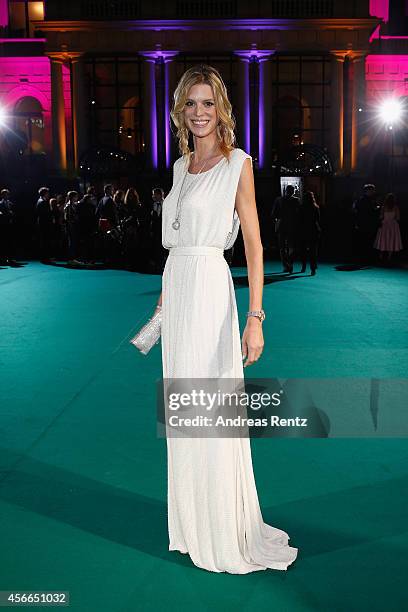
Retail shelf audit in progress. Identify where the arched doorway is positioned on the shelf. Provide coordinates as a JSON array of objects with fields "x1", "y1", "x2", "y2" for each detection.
[
  {"x1": 0, "y1": 95, "x2": 46, "y2": 179},
  {"x1": 13, "y1": 96, "x2": 45, "y2": 155}
]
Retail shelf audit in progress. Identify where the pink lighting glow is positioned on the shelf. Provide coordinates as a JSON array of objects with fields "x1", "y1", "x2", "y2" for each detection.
[
  {"x1": 365, "y1": 55, "x2": 408, "y2": 104},
  {"x1": 0, "y1": 56, "x2": 73, "y2": 162},
  {"x1": 376, "y1": 35, "x2": 408, "y2": 39},
  {"x1": 0, "y1": 0, "x2": 8, "y2": 28},
  {"x1": 369, "y1": 0, "x2": 389, "y2": 22},
  {"x1": 369, "y1": 25, "x2": 381, "y2": 41}
]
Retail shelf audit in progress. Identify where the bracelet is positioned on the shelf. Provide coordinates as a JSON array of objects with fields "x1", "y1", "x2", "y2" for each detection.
[{"x1": 246, "y1": 309, "x2": 266, "y2": 322}]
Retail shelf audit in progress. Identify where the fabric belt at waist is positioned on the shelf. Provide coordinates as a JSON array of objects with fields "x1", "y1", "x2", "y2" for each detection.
[{"x1": 168, "y1": 246, "x2": 224, "y2": 257}]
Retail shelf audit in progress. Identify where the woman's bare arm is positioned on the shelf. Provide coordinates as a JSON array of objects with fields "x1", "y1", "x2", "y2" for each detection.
[
  {"x1": 235, "y1": 158, "x2": 264, "y2": 367},
  {"x1": 235, "y1": 158, "x2": 264, "y2": 311}
]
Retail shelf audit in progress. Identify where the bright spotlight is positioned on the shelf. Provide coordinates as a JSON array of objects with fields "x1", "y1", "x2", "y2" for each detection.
[
  {"x1": 379, "y1": 98, "x2": 403, "y2": 126},
  {"x1": 0, "y1": 106, "x2": 7, "y2": 126}
]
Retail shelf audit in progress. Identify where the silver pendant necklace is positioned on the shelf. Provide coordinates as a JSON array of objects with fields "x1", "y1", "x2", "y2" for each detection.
[{"x1": 172, "y1": 150, "x2": 215, "y2": 231}]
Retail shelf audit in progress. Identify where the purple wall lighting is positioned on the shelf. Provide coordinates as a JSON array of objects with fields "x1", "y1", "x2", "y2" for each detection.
[
  {"x1": 235, "y1": 48, "x2": 274, "y2": 169},
  {"x1": 234, "y1": 51, "x2": 253, "y2": 155},
  {"x1": 140, "y1": 47, "x2": 178, "y2": 169}
]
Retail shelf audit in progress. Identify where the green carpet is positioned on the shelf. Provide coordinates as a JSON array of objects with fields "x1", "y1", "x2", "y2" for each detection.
[{"x1": 0, "y1": 261, "x2": 407, "y2": 611}]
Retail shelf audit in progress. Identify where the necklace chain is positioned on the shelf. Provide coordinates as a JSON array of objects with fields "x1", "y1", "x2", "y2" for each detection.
[{"x1": 172, "y1": 148, "x2": 220, "y2": 231}]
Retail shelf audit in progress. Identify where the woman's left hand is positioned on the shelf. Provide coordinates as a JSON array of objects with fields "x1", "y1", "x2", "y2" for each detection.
[{"x1": 241, "y1": 318, "x2": 264, "y2": 367}]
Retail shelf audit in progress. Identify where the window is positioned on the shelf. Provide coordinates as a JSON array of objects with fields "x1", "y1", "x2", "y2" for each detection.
[
  {"x1": 84, "y1": 57, "x2": 144, "y2": 156},
  {"x1": 8, "y1": 1, "x2": 44, "y2": 37},
  {"x1": 270, "y1": 55, "x2": 331, "y2": 153}
]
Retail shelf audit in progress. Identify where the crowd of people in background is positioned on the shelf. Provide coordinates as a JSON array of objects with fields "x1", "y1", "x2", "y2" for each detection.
[
  {"x1": 0, "y1": 184, "x2": 168, "y2": 272},
  {"x1": 0, "y1": 181, "x2": 404, "y2": 273},
  {"x1": 271, "y1": 183, "x2": 403, "y2": 275}
]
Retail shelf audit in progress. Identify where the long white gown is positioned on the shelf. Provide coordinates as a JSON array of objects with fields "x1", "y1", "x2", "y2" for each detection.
[{"x1": 161, "y1": 147, "x2": 298, "y2": 573}]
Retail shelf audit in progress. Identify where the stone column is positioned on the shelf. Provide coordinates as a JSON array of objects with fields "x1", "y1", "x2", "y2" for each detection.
[
  {"x1": 234, "y1": 53, "x2": 251, "y2": 153},
  {"x1": 258, "y1": 52, "x2": 275, "y2": 170},
  {"x1": 141, "y1": 48, "x2": 179, "y2": 170},
  {"x1": 235, "y1": 49, "x2": 275, "y2": 168},
  {"x1": 163, "y1": 53, "x2": 179, "y2": 168},
  {"x1": 330, "y1": 52, "x2": 346, "y2": 174},
  {"x1": 167, "y1": 57, "x2": 179, "y2": 163},
  {"x1": 49, "y1": 55, "x2": 67, "y2": 172},
  {"x1": 155, "y1": 50, "x2": 179, "y2": 169},
  {"x1": 70, "y1": 53, "x2": 87, "y2": 170},
  {"x1": 140, "y1": 54, "x2": 158, "y2": 169},
  {"x1": 350, "y1": 52, "x2": 366, "y2": 173}
]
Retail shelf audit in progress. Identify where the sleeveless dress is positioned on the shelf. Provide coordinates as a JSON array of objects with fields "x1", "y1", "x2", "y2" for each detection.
[
  {"x1": 160, "y1": 147, "x2": 298, "y2": 573},
  {"x1": 373, "y1": 208, "x2": 403, "y2": 252}
]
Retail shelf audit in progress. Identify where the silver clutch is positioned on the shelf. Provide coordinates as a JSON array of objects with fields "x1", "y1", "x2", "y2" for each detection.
[{"x1": 130, "y1": 306, "x2": 162, "y2": 355}]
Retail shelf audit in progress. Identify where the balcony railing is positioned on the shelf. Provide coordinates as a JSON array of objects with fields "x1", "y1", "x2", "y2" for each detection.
[
  {"x1": 80, "y1": 1, "x2": 141, "y2": 19},
  {"x1": 269, "y1": 0, "x2": 334, "y2": 18},
  {"x1": 44, "y1": 0, "x2": 371, "y2": 20},
  {"x1": 176, "y1": 2, "x2": 238, "y2": 18},
  {"x1": 45, "y1": 1, "x2": 141, "y2": 20}
]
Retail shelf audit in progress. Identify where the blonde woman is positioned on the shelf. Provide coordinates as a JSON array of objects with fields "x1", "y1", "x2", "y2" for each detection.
[{"x1": 156, "y1": 64, "x2": 298, "y2": 573}]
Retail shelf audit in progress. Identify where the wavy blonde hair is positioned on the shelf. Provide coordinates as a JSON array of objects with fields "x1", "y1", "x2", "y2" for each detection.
[{"x1": 170, "y1": 64, "x2": 236, "y2": 167}]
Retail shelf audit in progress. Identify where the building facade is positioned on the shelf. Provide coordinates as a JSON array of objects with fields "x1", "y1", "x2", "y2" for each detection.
[{"x1": 0, "y1": 1, "x2": 407, "y2": 196}]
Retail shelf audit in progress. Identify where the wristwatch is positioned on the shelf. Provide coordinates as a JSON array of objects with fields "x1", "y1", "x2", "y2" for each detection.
[{"x1": 246, "y1": 309, "x2": 266, "y2": 323}]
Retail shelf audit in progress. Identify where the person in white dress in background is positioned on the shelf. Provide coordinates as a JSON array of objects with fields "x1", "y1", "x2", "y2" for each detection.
[
  {"x1": 373, "y1": 192, "x2": 403, "y2": 264},
  {"x1": 155, "y1": 64, "x2": 298, "y2": 574}
]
